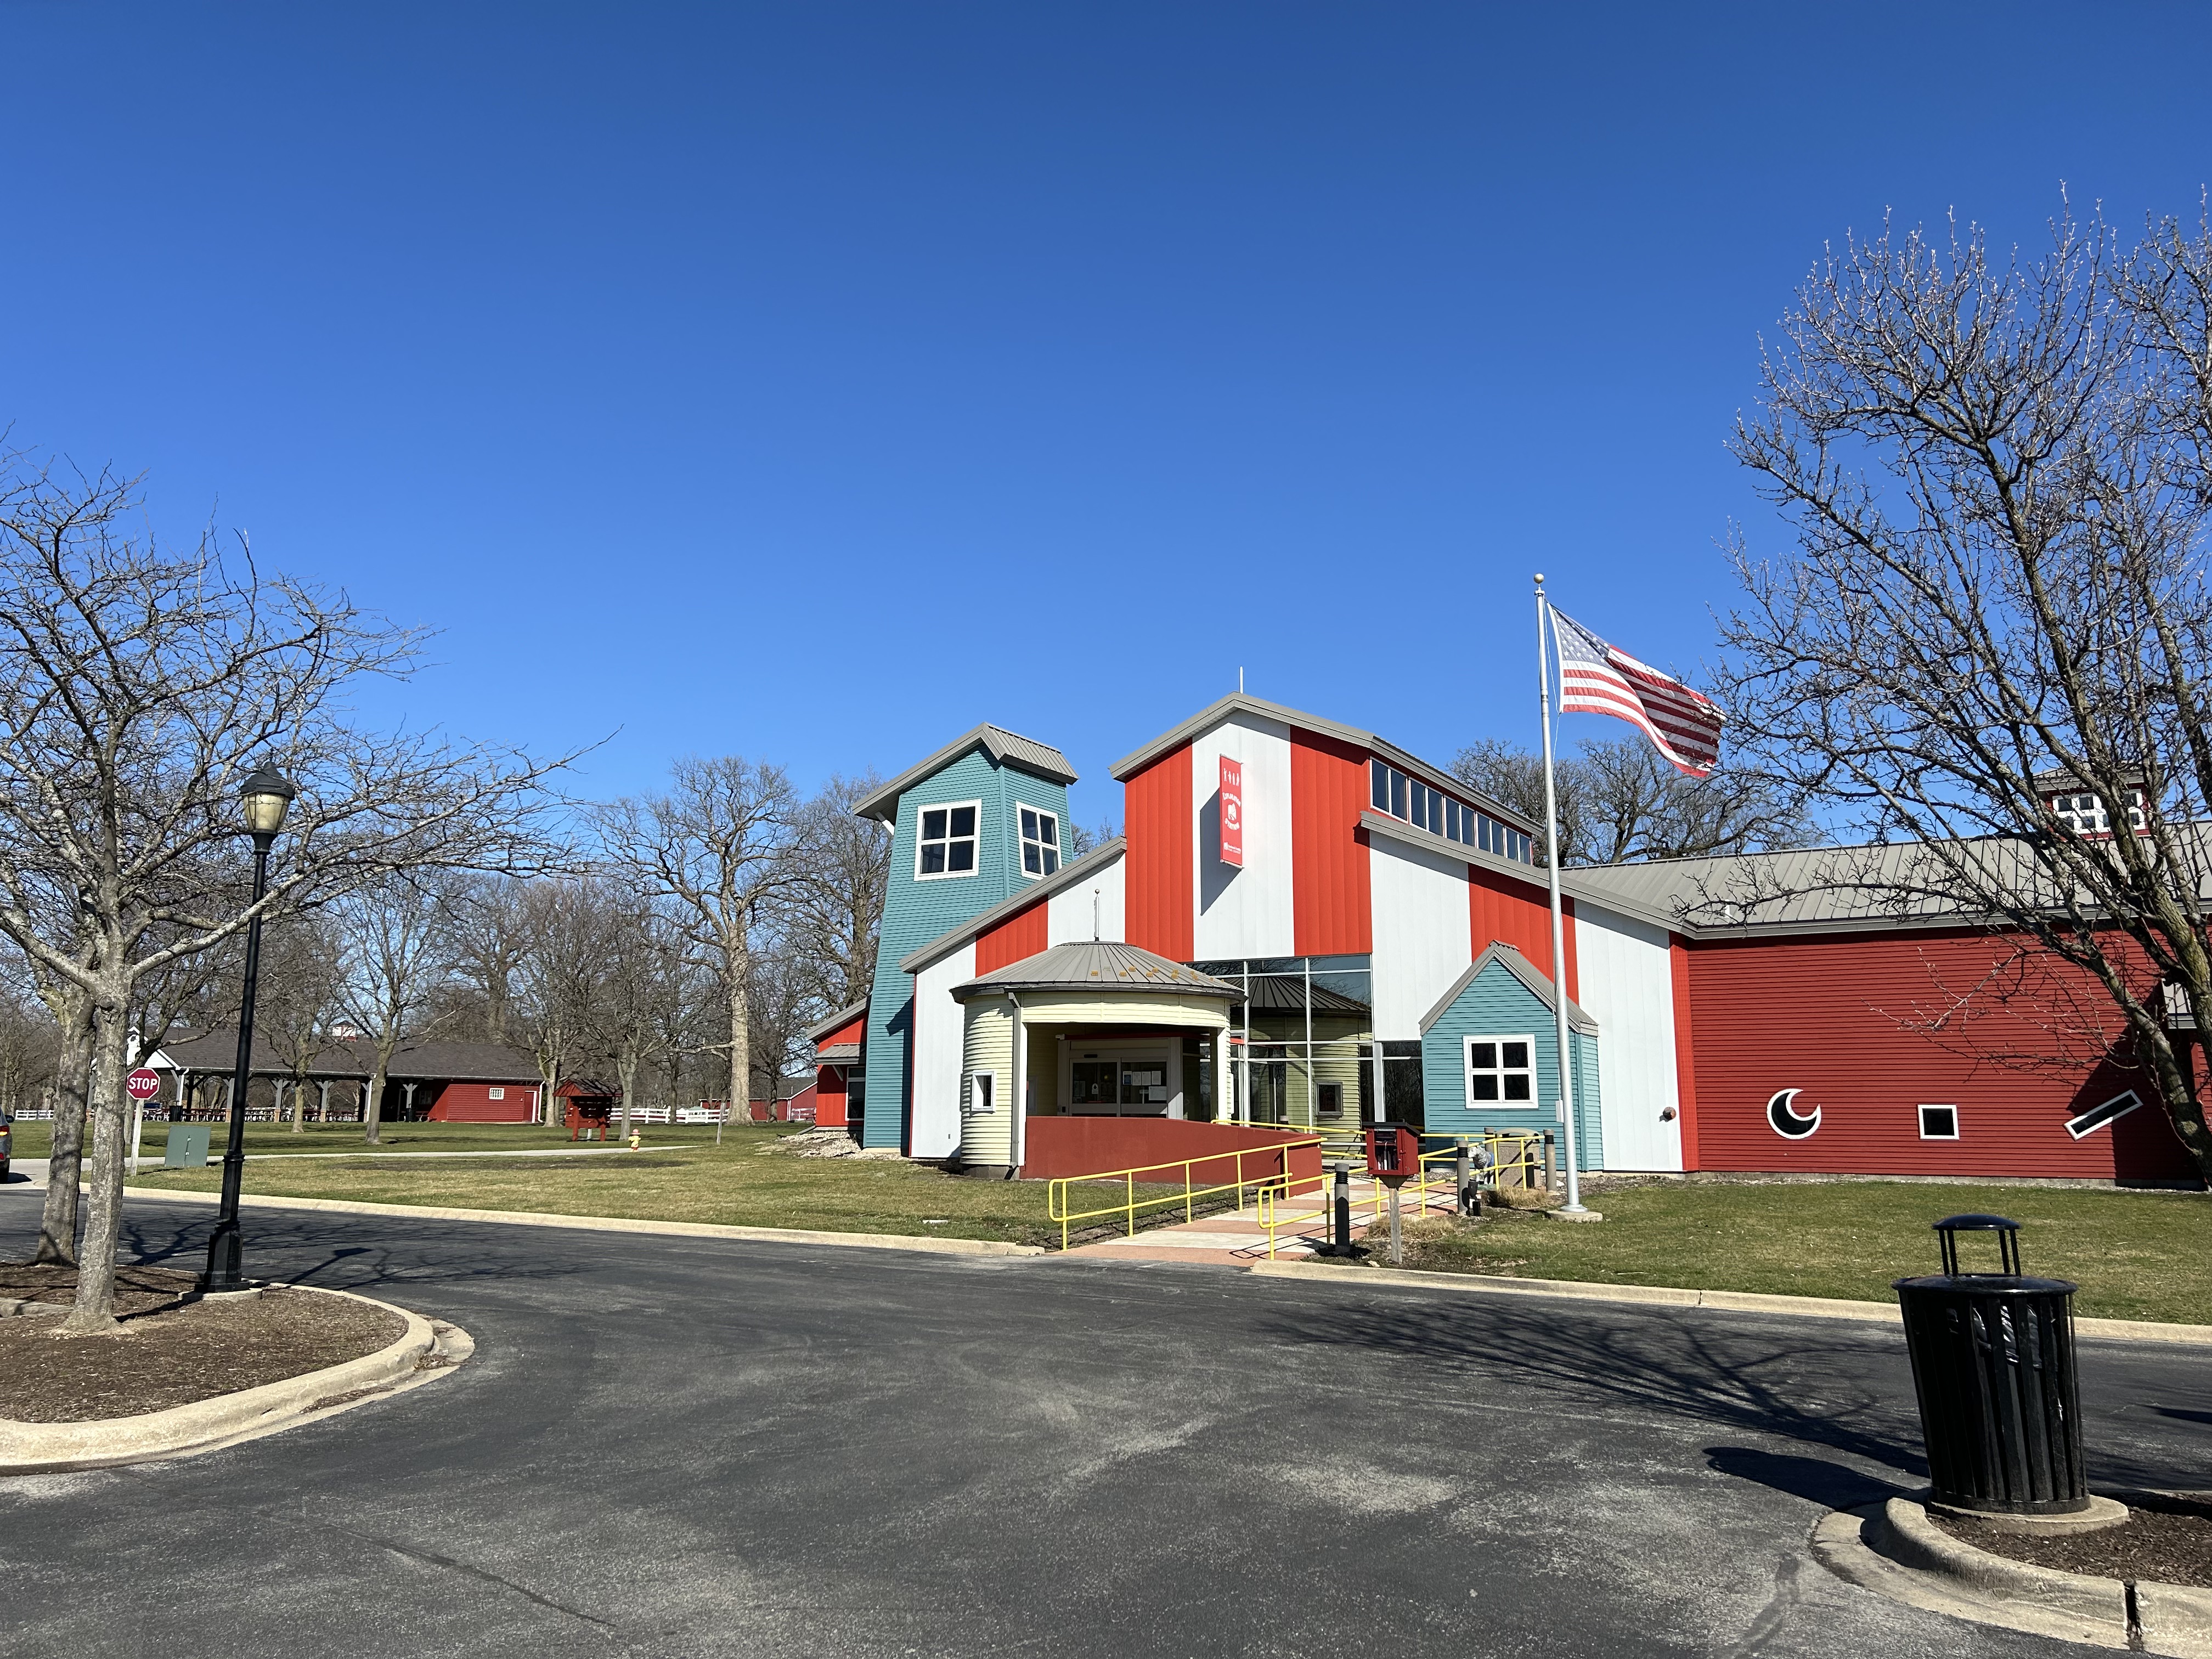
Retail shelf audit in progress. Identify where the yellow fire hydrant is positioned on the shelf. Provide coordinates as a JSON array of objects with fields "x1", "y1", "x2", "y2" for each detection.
[{"x1": 628, "y1": 1132, "x2": 642, "y2": 1152}]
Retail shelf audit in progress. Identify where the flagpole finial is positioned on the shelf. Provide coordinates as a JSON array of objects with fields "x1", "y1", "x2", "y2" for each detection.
[{"x1": 1533, "y1": 572, "x2": 1545, "y2": 588}]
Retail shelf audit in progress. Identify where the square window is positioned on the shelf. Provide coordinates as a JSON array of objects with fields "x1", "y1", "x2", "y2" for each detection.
[
  {"x1": 487, "y1": 1086, "x2": 505, "y2": 1100},
  {"x1": 1466, "y1": 1035, "x2": 1536, "y2": 1111},
  {"x1": 916, "y1": 800, "x2": 981, "y2": 881},
  {"x1": 1918, "y1": 1104, "x2": 1959, "y2": 1139},
  {"x1": 1018, "y1": 806, "x2": 1059, "y2": 879}
]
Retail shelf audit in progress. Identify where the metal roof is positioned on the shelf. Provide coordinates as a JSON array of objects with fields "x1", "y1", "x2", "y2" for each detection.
[
  {"x1": 952, "y1": 941, "x2": 1242, "y2": 1001},
  {"x1": 1421, "y1": 942, "x2": 1598, "y2": 1036},
  {"x1": 804, "y1": 999, "x2": 870, "y2": 1045},
  {"x1": 1106, "y1": 693, "x2": 1537, "y2": 834},
  {"x1": 815, "y1": 1042, "x2": 862, "y2": 1063},
  {"x1": 851, "y1": 724, "x2": 1078, "y2": 823},
  {"x1": 151, "y1": 1030, "x2": 541, "y2": 1082},
  {"x1": 898, "y1": 838, "x2": 1127, "y2": 973}
]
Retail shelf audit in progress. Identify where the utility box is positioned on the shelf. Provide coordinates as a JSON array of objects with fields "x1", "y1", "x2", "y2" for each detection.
[
  {"x1": 1365, "y1": 1122, "x2": 1419, "y2": 1187},
  {"x1": 164, "y1": 1124, "x2": 212, "y2": 1169}
]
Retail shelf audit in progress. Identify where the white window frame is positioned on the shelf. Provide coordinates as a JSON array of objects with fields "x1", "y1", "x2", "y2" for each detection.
[
  {"x1": 1017, "y1": 804, "x2": 1060, "y2": 879},
  {"x1": 487, "y1": 1086, "x2": 505, "y2": 1100},
  {"x1": 1464, "y1": 1034, "x2": 1537, "y2": 1109},
  {"x1": 965, "y1": 1069, "x2": 999, "y2": 1116},
  {"x1": 1917, "y1": 1103, "x2": 1960, "y2": 1141},
  {"x1": 915, "y1": 799, "x2": 983, "y2": 881},
  {"x1": 2066, "y1": 1089, "x2": 2146, "y2": 1139}
]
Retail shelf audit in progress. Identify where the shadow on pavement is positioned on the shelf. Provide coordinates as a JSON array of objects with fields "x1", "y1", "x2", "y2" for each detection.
[{"x1": 1705, "y1": 1446, "x2": 1906, "y2": 1509}]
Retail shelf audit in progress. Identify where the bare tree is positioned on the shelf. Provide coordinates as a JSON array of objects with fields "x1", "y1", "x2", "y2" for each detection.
[
  {"x1": 0, "y1": 961, "x2": 59, "y2": 1119},
  {"x1": 514, "y1": 878, "x2": 612, "y2": 1130},
  {"x1": 1068, "y1": 816, "x2": 1121, "y2": 859},
  {"x1": 0, "y1": 453, "x2": 570, "y2": 1329},
  {"x1": 1452, "y1": 737, "x2": 1816, "y2": 866},
  {"x1": 588, "y1": 881, "x2": 680, "y2": 1138},
  {"x1": 1714, "y1": 203, "x2": 2212, "y2": 1181},
  {"x1": 597, "y1": 758, "x2": 797, "y2": 1120},
  {"x1": 784, "y1": 773, "x2": 890, "y2": 1012},
  {"x1": 258, "y1": 916, "x2": 346, "y2": 1131},
  {"x1": 444, "y1": 876, "x2": 530, "y2": 1045},
  {"x1": 336, "y1": 873, "x2": 461, "y2": 1144}
]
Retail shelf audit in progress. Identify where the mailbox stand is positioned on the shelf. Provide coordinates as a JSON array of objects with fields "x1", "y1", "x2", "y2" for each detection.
[{"x1": 1366, "y1": 1123, "x2": 1419, "y2": 1265}]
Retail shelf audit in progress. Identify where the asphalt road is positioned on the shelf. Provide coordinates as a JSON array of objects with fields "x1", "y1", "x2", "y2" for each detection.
[{"x1": 2, "y1": 1187, "x2": 2206, "y2": 1659}]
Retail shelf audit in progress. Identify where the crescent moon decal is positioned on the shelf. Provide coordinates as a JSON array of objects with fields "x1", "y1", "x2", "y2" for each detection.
[{"x1": 1767, "y1": 1087, "x2": 1821, "y2": 1139}]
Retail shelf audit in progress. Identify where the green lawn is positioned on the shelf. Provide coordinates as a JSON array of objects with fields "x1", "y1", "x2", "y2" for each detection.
[
  {"x1": 10, "y1": 1119, "x2": 730, "y2": 1160},
  {"x1": 1374, "y1": 1180, "x2": 2211, "y2": 1325},
  {"x1": 124, "y1": 1125, "x2": 1077, "y2": 1247}
]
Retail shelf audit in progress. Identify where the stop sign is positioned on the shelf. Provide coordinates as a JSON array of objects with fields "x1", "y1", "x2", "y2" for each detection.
[{"x1": 126, "y1": 1068, "x2": 161, "y2": 1101}]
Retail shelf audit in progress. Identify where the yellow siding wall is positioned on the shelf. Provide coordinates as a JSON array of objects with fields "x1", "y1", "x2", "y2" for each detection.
[{"x1": 958, "y1": 998, "x2": 1017, "y2": 1165}]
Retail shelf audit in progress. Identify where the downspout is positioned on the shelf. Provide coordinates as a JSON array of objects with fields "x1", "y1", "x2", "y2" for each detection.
[{"x1": 1009, "y1": 992, "x2": 1025, "y2": 1177}]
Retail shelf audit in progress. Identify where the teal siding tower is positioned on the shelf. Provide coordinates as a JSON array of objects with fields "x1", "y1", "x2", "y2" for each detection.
[
  {"x1": 853, "y1": 725, "x2": 1076, "y2": 1151},
  {"x1": 1418, "y1": 943, "x2": 1604, "y2": 1171}
]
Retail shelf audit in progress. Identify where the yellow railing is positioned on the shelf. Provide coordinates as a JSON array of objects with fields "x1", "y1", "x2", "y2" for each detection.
[
  {"x1": 1046, "y1": 1137, "x2": 1323, "y2": 1251},
  {"x1": 1250, "y1": 1132, "x2": 1552, "y2": 1257}
]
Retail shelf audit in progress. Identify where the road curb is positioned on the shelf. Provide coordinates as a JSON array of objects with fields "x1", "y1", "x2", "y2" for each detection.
[
  {"x1": 0, "y1": 1285, "x2": 473, "y2": 1474},
  {"x1": 1810, "y1": 1496, "x2": 2212, "y2": 1656},
  {"x1": 120, "y1": 1185, "x2": 1048, "y2": 1257},
  {"x1": 1243, "y1": 1260, "x2": 2212, "y2": 1343}
]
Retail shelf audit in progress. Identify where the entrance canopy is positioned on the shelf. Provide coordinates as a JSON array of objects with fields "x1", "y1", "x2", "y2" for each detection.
[{"x1": 949, "y1": 943, "x2": 1239, "y2": 1172}]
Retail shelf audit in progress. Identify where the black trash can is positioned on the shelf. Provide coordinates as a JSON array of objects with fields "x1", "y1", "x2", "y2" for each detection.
[{"x1": 1893, "y1": 1214, "x2": 2087, "y2": 1516}]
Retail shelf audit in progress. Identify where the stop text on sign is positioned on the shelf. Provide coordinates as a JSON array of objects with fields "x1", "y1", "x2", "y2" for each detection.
[{"x1": 127, "y1": 1068, "x2": 162, "y2": 1101}]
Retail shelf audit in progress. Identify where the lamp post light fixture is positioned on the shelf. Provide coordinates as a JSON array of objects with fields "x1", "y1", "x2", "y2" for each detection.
[{"x1": 200, "y1": 766, "x2": 296, "y2": 1294}]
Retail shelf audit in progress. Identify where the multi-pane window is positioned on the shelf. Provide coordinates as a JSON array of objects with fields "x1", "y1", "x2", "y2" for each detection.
[
  {"x1": 1465, "y1": 1036, "x2": 1534, "y2": 1105},
  {"x1": 916, "y1": 802, "x2": 979, "y2": 879},
  {"x1": 2051, "y1": 789, "x2": 2146, "y2": 836},
  {"x1": 1369, "y1": 759, "x2": 1532, "y2": 863},
  {"x1": 1019, "y1": 806, "x2": 1060, "y2": 878}
]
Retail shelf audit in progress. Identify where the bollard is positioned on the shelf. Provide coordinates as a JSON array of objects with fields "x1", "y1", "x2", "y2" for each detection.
[
  {"x1": 1333, "y1": 1166, "x2": 1352, "y2": 1253},
  {"x1": 1542, "y1": 1131, "x2": 1556, "y2": 1191}
]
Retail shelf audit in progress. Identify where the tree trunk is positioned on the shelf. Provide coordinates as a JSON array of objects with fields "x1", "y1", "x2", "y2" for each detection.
[
  {"x1": 728, "y1": 960, "x2": 749, "y2": 1124},
  {"x1": 33, "y1": 998, "x2": 94, "y2": 1267},
  {"x1": 617, "y1": 1046, "x2": 637, "y2": 1139},
  {"x1": 364, "y1": 1051, "x2": 390, "y2": 1146},
  {"x1": 61, "y1": 1001, "x2": 131, "y2": 1335},
  {"x1": 289, "y1": 1068, "x2": 308, "y2": 1132}
]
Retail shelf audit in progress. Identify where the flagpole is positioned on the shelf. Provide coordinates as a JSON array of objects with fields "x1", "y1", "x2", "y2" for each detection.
[{"x1": 1533, "y1": 574, "x2": 1588, "y2": 1216}]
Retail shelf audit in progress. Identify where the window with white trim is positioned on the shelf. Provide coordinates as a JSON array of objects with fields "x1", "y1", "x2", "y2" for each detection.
[
  {"x1": 2051, "y1": 789, "x2": 2147, "y2": 836},
  {"x1": 1465, "y1": 1036, "x2": 1535, "y2": 1105},
  {"x1": 1918, "y1": 1104, "x2": 1959, "y2": 1140},
  {"x1": 916, "y1": 802, "x2": 979, "y2": 879},
  {"x1": 1369, "y1": 758, "x2": 1532, "y2": 862},
  {"x1": 1018, "y1": 805, "x2": 1060, "y2": 878},
  {"x1": 966, "y1": 1071, "x2": 997, "y2": 1115}
]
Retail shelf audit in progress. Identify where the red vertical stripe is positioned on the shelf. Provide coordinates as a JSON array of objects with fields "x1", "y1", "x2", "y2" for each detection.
[
  {"x1": 1291, "y1": 728, "x2": 1372, "y2": 956},
  {"x1": 976, "y1": 901, "x2": 1050, "y2": 973},
  {"x1": 1669, "y1": 934, "x2": 1700, "y2": 1170},
  {"x1": 1122, "y1": 746, "x2": 1193, "y2": 961},
  {"x1": 1469, "y1": 866, "x2": 1559, "y2": 983}
]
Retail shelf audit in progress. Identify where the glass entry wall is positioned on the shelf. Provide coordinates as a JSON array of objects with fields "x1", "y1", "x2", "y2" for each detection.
[{"x1": 1189, "y1": 956, "x2": 1374, "y2": 1132}]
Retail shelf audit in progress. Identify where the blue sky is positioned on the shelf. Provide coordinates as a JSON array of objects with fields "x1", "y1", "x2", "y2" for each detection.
[{"x1": 7, "y1": 4, "x2": 2210, "y2": 831}]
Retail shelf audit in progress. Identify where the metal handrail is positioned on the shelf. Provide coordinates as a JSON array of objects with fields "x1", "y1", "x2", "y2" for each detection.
[{"x1": 1046, "y1": 1136, "x2": 1323, "y2": 1251}]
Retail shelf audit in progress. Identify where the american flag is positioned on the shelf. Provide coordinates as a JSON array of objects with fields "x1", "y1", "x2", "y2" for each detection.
[{"x1": 1551, "y1": 608, "x2": 1724, "y2": 777}]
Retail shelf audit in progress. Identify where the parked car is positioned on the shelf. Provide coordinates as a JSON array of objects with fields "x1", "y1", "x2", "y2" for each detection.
[{"x1": 0, "y1": 1113, "x2": 11, "y2": 1182}]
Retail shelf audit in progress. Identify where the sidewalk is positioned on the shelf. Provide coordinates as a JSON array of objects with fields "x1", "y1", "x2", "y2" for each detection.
[
  {"x1": 9, "y1": 1144, "x2": 674, "y2": 1187},
  {"x1": 1066, "y1": 1171, "x2": 1453, "y2": 1264}
]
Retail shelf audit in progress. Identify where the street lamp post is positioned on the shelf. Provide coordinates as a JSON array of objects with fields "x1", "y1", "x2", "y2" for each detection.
[{"x1": 200, "y1": 766, "x2": 296, "y2": 1294}]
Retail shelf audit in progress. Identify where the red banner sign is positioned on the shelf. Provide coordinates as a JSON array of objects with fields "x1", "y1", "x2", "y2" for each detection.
[{"x1": 1219, "y1": 755, "x2": 1244, "y2": 868}]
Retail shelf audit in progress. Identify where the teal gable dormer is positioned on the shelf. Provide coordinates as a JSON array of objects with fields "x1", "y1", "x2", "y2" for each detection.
[
  {"x1": 854, "y1": 724, "x2": 1077, "y2": 1150},
  {"x1": 1419, "y1": 942, "x2": 1604, "y2": 1171}
]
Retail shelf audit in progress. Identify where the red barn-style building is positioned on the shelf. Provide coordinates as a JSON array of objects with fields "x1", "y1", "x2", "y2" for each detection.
[{"x1": 823, "y1": 692, "x2": 2204, "y2": 1187}]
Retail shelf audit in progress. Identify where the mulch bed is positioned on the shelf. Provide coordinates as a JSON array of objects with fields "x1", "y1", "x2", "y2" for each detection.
[
  {"x1": 1932, "y1": 1498, "x2": 2212, "y2": 1587},
  {"x1": 0, "y1": 1263, "x2": 406, "y2": 1424}
]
